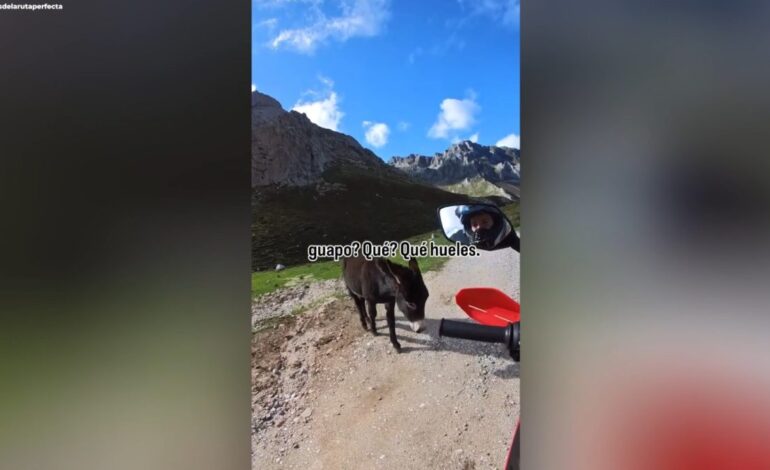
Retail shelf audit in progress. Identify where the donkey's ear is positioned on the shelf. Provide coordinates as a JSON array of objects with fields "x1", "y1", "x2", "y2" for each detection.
[
  {"x1": 374, "y1": 258, "x2": 389, "y2": 275},
  {"x1": 408, "y1": 258, "x2": 421, "y2": 274},
  {"x1": 375, "y1": 258, "x2": 401, "y2": 285}
]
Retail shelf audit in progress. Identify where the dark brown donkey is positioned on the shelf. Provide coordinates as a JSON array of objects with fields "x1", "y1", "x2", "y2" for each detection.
[{"x1": 341, "y1": 257, "x2": 429, "y2": 352}]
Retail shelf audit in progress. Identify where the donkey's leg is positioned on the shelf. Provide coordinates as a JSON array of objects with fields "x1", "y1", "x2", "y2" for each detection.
[
  {"x1": 385, "y1": 301, "x2": 401, "y2": 352},
  {"x1": 366, "y1": 300, "x2": 378, "y2": 335},
  {"x1": 350, "y1": 292, "x2": 368, "y2": 331}
]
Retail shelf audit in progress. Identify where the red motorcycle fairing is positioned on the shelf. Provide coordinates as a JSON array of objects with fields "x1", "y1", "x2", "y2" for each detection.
[{"x1": 455, "y1": 287, "x2": 520, "y2": 326}]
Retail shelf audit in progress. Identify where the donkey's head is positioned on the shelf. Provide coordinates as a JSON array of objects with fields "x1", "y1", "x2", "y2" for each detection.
[{"x1": 376, "y1": 258, "x2": 429, "y2": 332}]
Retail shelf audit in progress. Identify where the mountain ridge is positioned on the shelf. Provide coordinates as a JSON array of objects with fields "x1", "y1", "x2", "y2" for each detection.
[
  {"x1": 389, "y1": 140, "x2": 520, "y2": 198},
  {"x1": 252, "y1": 90, "x2": 400, "y2": 187}
]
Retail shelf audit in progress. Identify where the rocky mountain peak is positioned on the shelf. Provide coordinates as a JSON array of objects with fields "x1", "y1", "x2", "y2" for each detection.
[
  {"x1": 448, "y1": 139, "x2": 482, "y2": 153},
  {"x1": 252, "y1": 90, "x2": 286, "y2": 125},
  {"x1": 252, "y1": 90, "x2": 402, "y2": 188},
  {"x1": 389, "y1": 142, "x2": 520, "y2": 198},
  {"x1": 252, "y1": 90, "x2": 283, "y2": 109}
]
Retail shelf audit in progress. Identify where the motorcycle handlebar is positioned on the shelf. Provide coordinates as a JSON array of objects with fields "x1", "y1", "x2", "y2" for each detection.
[
  {"x1": 439, "y1": 319, "x2": 520, "y2": 361},
  {"x1": 439, "y1": 319, "x2": 508, "y2": 343}
]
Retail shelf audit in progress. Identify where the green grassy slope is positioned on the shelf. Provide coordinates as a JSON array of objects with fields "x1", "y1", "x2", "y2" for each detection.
[
  {"x1": 438, "y1": 176, "x2": 512, "y2": 199},
  {"x1": 252, "y1": 164, "x2": 470, "y2": 271}
]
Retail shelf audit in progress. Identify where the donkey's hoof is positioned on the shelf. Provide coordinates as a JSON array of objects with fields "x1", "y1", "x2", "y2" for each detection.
[{"x1": 392, "y1": 342, "x2": 402, "y2": 353}]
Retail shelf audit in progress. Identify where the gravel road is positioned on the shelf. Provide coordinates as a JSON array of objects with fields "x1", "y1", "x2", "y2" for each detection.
[{"x1": 252, "y1": 249, "x2": 520, "y2": 470}]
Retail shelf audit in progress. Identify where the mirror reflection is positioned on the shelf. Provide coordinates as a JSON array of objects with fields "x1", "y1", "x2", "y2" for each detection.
[{"x1": 438, "y1": 204, "x2": 514, "y2": 251}]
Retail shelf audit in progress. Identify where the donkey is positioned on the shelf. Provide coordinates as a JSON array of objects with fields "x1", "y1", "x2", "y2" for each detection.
[{"x1": 341, "y1": 257, "x2": 429, "y2": 352}]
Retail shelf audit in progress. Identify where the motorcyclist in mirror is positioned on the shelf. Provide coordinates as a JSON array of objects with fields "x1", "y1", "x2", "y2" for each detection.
[{"x1": 454, "y1": 205, "x2": 520, "y2": 252}]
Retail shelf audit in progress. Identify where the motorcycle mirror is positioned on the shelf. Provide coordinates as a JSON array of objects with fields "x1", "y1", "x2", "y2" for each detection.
[{"x1": 436, "y1": 203, "x2": 515, "y2": 251}]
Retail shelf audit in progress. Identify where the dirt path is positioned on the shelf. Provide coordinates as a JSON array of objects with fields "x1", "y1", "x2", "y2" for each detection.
[{"x1": 252, "y1": 250, "x2": 520, "y2": 470}]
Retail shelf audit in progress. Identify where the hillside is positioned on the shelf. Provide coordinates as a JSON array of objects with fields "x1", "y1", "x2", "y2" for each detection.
[
  {"x1": 438, "y1": 175, "x2": 512, "y2": 199},
  {"x1": 251, "y1": 91, "x2": 470, "y2": 270}
]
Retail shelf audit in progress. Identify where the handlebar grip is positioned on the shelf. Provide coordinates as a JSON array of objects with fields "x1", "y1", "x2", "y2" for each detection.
[{"x1": 439, "y1": 319, "x2": 508, "y2": 344}]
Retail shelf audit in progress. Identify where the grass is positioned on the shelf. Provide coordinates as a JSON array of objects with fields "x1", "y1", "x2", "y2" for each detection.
[
  {"x1": 251, "y1": 260, "x2": 340, "y2": 298},
  {"x1": 439, "y1": 176, "x2": 510, "y2": 199},
  {"x1": 251, "y1": 163, "x2": 470, "y2": 271}
]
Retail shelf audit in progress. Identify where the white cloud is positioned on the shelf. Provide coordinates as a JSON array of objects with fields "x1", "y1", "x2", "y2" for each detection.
[
  {"x1": 292, "y1": 92, "x2": 343, "y2": 131},
  {"x1": 397, "y1": 121, "x2": 410, "y2": 131},
  {"x1": 496, "y1": 132, "x2": 520, "y2": 149},
  {"x1": 292, "y1": 78, "x2": 345, "y2": 131},
  {"x1": 256, "y1": 18, "x2": 279, "y2": 30},
  {"x1": 362, "y1": 121, "x2": 390, "y2": 147},
  {"x1": 251, "y1": 84, "x2": 256, "y2": 92},
  {"x1": 468, "y1": 132, "x2": 479, "y2": 143},
  {"x1": 270, "y1": 0, "x2": 391, "y2": 54},
  {"x1": 317, "y1": 75, "x2": 334, "y2": 89},
  {"x1": 272, "y1": 29, "x2": 320, "y2": 53},
  {"x1": 457, "y1": 0, "x2": 519, "y2": 27},
  {"x1": 429, "y1": 31, "x2": 466, "y2": 56},
  {"x1": 428, "y1": 95, "x2": 481, "y2": 139},
  {"x1": 407, "y1": 47, "x2": 423, "y2": 64}
]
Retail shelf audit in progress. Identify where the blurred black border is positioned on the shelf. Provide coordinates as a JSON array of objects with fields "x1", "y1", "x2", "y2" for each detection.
[{"x1": 1, "y1": 1, "x2": 251, "y2": 469}]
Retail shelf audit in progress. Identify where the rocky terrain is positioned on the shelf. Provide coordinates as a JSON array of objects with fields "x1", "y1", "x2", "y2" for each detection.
[
  {"x1": 251, "y1": 249, "x2": 520, "y2": 470},
  {"x1": 390, "y1": 141, "x2": 520, "y2": 199},
  {"x1": 251, "y1": 278, "x2": 344, "y2": 328},
  {"x1": 252, "y1": 90, "x2": 410, "y2": 188}
]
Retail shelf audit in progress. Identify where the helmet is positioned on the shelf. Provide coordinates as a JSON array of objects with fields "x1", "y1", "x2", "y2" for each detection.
[
  {"x1": 455, "y1": 205, "x2": 495, "y2": 228},
  {"x1": 454, "y1": 204, "x2": 510, "y2": 250}
]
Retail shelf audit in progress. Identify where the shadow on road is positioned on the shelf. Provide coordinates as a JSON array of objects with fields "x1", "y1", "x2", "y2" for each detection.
[{"x1": 366, "y1": 317, "x2": 519, "y2": 379}]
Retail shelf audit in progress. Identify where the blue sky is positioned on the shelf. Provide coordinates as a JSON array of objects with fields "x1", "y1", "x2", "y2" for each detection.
[{"x1": 253, "y1": 0, "x2": 520, "y2": 159}]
